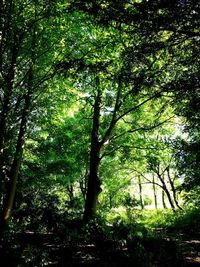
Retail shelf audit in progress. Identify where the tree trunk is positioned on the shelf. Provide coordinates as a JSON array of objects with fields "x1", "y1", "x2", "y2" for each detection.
[
  {"x1": 152, "y1": 175, "x2": 158, "y2": 209},
  {"x1": 157, "y1": 170, "x2": 176, "y2": 211},
  {"x1": 1, "y1": 93, "x2": 31, "y2": 228},
  {"x1": 66, "y1": 184, "x2": 74, "y2": 207},
  {"x1": 83, "y1": 81, "x2": 102, "y2": 222},
  {"x1": 166, "y1": 167, "x2": 183, "y2": 210},
  {"x1": 162, "y1": 190, "x2": 166, "y2": 209},
  {"x1": 0, "y1": 33, "x2": 18, "y2": 209},
  {"x1": 1, "y1": 13, "x2": 36, "y2": 228},
  {"x1": 83, "y1": 158, "x2": 102, "y2": 222},
  {"x1": 138, "y1": 176, "x2": 144, "y2": 209},
  {"x1": 163, "y1": 185, "x2": 176, "y2": 211},
  {"x1": 79, "y1": 167, "x2": 88, "y2": 201},
  {"x1": 0, "y1": 99, "x2": 10, "y2": 207}
]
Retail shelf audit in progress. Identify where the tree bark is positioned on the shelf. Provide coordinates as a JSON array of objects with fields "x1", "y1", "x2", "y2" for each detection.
[
  {"x1": 138, "y1": 176, "x2": 144, "y2": 209},
  {"x1": 0, "y1": 98, "x2": 10, "y2": 207},
  {"x1": 0, "y1": 31, "x2": 19, "y2": 209},
  {"x1": 156, "y1": 168, "x2": 176, "y2": 211},
  {"x1": 152, "y1": 174, "x2": 158, "y2": 209},
  {"x1": 83, "y1": 81, "x2": 102, "y2": 222},
  {"x1": 162, "y1": 190, "x2": 166, "y2": 209},
  {"x1": 1, "y1": 93, "x2": 31, "y2": 227},
  {"x1": 166, "y1": 167, "x2": 183, "y2": 210},
  {"x1": 163, "y1": 185, "x2": 176, "y2": 211}
]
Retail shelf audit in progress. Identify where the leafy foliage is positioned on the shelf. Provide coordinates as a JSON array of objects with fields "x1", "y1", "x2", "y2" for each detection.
[{"x1": 0, "y1": 1, "x2": 199, "y2": 266}]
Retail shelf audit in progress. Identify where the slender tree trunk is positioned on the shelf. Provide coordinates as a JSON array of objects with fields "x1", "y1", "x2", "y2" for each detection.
[
  {"x1": 157, "y1": 170, "x2": 176, "y2": 211},
  {"x1": 166, "y1": 167, "x2": 183, "y2": 210},
  {"x1": 0, "y1": 98, "x2": 10, "y2": 152},
  {"x1": 83, "y1": 80, "x2": 122, "y2": 222},
  {"x1": 1, "y1": 9, "x2": 36, "y2": 229},
  {"x1": 83, "y1": 82, "x2": 102, "y2": 222},
  {"x1": 1, "y1": 20, "x2": 34, "y2": 225},
  {"x1": 1, "y1": 93, "x2": 31, "y2": 227},
  {"x1": 162, "y1": 190, "x2": 166, "y2": 209},
  {"x1": 0, "y1": 99, "x2": 10, "y2": 208},
  {"x1": 0, "y1": 31, "x2": 18, "y2": 210},
  {"x1": 66, "y1": 184, "x2": 74, "y2": 207},
  {"x1": 138, "y1": 176, "x2": 144, "y2": 209},
  {"x1": 163, "y1": 186, "x2": 176, "y2": 211},
  {"x1": 79, "y1": 166, "x2": 89, "y2": 201},
  {"x1": 152, "y1": 174, "x2": 158, "y2": 209}
]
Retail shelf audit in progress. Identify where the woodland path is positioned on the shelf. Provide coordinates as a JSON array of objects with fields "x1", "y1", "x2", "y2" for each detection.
[
  {"x1": 1, "y1": 230, "x2": 200, "y2": 266},
  {"x1": 178, "y1": 233, "x2": 200, "y2": 266}
]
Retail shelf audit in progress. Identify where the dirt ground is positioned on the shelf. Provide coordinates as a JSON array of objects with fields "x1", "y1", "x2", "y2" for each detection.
[{"x1": 1, "y1": 230, "x2": 200, "y2": 267}]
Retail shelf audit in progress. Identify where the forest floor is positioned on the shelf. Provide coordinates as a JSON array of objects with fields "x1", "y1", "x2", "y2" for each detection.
[
  {"x1": 178, "y1": 233, "x2": 200, "y2": 266},
  {"x1": 1, "y1": 226, "x2": 200, "y2": 266}
]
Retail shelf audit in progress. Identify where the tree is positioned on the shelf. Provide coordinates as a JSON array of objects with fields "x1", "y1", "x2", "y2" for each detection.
[
  {"x1": 0, "y1": 0, "x2": 86, "y2": 227},
  {"x1": 67, "y1": 0, "x2": 199, "y2": 221},
  {"x1": 79, "y1": 67, "x2": 175, "y2": 221},
  {"x1": 1, "y1": 0, "x2": 198, "y2": 228},
  {"x1": 143, "y1": 137, "x2": 182, "y2": 211}
]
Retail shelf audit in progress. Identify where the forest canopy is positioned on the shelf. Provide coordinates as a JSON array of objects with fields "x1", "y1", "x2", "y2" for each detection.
[{"x1": 0, "y1": 1, "x2": 200, "y2": 266}]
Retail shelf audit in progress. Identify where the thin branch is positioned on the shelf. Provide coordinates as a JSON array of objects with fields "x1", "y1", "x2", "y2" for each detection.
[
  {"x1": 99, "y1": 84, "x2": 122, "y2": 146},
  {"x1": 129, "y1": 167, "x2": 163, "y2": 189},
  {"x1": 110, "y1": 115, "x2": 174, "y2": 142},
  {"x1": 115, "y1": 92, "x2": 161, "y2": 123},
  {"x1": 101, "y1": 144, "x2": 160, "y2": 159}
]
